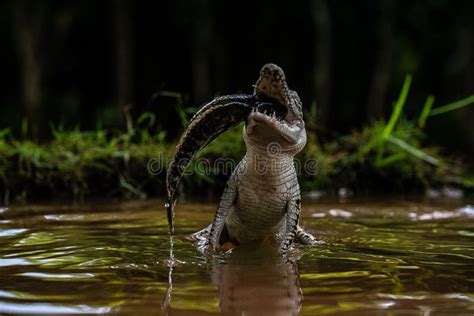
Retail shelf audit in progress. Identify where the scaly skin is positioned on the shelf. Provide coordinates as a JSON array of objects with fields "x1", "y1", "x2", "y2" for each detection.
[
  {"x1": 224, "y1": 146, "x2": 301, "y2": 243},
  {"x1": 196, "y1": 64, "x2": 320, "y2": 253}
]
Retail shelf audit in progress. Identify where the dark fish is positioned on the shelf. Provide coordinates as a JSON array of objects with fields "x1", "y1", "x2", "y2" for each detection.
[
  {"x1": 165, "y1": 89, "x2": 288, "y2": 235},
  {"x1": 165, "y1": 94, "x2": 259, "y2": 234}
]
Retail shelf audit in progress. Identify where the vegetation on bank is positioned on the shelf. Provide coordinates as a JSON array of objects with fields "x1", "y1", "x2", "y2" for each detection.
[{"x1": 0, "y1": 76, "x2": 472, "y2": 203}]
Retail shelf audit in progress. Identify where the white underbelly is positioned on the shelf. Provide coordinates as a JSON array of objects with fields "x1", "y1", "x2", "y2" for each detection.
[{"x1": 226, "y1": 184, "x2": 288, "y2": 243}]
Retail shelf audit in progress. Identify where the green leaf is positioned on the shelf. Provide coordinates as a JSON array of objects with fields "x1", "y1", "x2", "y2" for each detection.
[
  {"x1": 376, "y1": 152, "x2": 406, "y2": 167},
  {"x1": 137, "y1": 112, "x2": 156, "y2": 128},
  {"x1": 429, "y1": 95, "x2": 474, "y2": 116},
  {"x1": 417, "y1": 95, "x2": 434, "y2": 128},
  {"x1": 382, "y1": 75, "x2": 412, "y2": 139},
  {"x1": 387, "y1": 135, "x2": 439, "y2": 166}
]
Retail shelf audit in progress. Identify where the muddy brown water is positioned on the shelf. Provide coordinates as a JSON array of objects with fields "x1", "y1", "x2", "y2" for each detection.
[{"x1": 0, "y1": 198, "x2": 473, "y2": 314}]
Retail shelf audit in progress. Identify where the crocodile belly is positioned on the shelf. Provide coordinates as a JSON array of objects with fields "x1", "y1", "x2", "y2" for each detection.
[{"x1": 225, "y1": 185, "x2": 288, "y2": 244}]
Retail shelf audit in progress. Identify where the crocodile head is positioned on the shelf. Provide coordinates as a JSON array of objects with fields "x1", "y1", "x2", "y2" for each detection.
[{"x1": 244, "y1": 63, "x2": 306, "y2": 154}]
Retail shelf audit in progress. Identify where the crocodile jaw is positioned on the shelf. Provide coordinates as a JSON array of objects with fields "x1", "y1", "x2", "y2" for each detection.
[
  {"x1": 254, "y1": 64, "x2": 303, "y2": 124},
  {"x1": 246, "y1": 111, "x2": 305, "y2": 146},
  {"x1": 244, "y1": 112, "x2": 306, "y2": 156},
  {"x1": 244, "y1": 63, "x2": 306, "y2": 154}
]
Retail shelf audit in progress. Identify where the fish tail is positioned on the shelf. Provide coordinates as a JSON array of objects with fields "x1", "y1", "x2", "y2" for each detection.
[{"x1": 165, "y1": 198, "x2": 174, "y2": 235}]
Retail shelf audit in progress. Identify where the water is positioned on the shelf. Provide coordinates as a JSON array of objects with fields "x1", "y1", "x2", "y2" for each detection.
[{"x1": 0, "y1": 198, "x2": 473, "y2": 314}]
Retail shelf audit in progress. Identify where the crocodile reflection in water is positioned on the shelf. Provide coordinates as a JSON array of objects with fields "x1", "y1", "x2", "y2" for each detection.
[
  {"x1": 160, "y1": 242, "x2": 302, "y2": 315},
  {"x1": 210, "y1": 243, "x2": 302, "y2": 315}
]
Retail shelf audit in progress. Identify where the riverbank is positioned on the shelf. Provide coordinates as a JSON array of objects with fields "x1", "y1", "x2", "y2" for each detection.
[
  {"x1": 1, "y1": 79, "x2": 472, "y2": 203},
  {"x1": 0, "y1": 120, "x2": 470, "y2": 204}
]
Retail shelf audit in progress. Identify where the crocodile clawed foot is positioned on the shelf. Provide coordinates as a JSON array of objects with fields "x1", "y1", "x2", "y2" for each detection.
[
  {"x1": 296, "y1": 226, "x2": 324, "y2": 246},
  {"x1": 221, "y1": 241, "x2": 238, "y2": 251}
]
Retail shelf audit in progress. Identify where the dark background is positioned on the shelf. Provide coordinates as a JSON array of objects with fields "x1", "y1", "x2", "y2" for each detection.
[{"x1": 1, "y1": 0, "x2": 473, "y2": 157}]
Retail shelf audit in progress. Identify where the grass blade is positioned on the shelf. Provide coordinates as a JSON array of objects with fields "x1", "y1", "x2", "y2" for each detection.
[
  {"x1": 382, "y1": 75, "x2": 412, "y2": 139},
  {"x1": 387, "y1": 135, "x2": 439, "y2": 166},
  {"x1": 418, "y1": 95, "x2": 434, "y2": 128},
  {"x1": 376, "y1": 152, "x2": 406, "y2": 167},
  {"x1": 429, "y1": 95, "x2": 474, "y2": 116}
]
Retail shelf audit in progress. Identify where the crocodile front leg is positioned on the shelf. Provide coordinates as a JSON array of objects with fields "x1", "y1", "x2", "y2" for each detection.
[
  {"x1": 279, "y1": 201, "x2": 322, "y2": 252},
  {"x1": 279, "y1": 198, "x2": 301, "y2": 253},
  {"x1": 207, "y1": 171, "x2": 238, "y2": 251}
]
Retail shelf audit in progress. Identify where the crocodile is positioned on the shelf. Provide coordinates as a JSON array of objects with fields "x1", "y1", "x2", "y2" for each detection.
[{"x1": 166, "y1": 63, "x2": 319, "y2": 253}]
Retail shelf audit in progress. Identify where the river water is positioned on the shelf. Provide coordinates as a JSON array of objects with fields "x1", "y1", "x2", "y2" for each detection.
[{"x1": 0, "y1": 198, "x2": 473, "y2": 314}]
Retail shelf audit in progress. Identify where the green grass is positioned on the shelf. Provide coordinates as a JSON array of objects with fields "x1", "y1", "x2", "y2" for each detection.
[
  {"x1": 0, "y1": 78, "x2": 472, "y2": 202},
  {"x1": 300, "y1": 75, "x2": 469, "y2": 194},
  {"x1": 429, "y1": 95, "x2": 474, "y2": 116},
  {"x1": 0, "y1": 125, "x2": 172, "y2": 202}
]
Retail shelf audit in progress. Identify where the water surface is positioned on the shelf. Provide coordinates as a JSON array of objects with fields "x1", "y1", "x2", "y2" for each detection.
[{"x1": 0, "y1": 198, "x2": 473, "y2": 314}]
